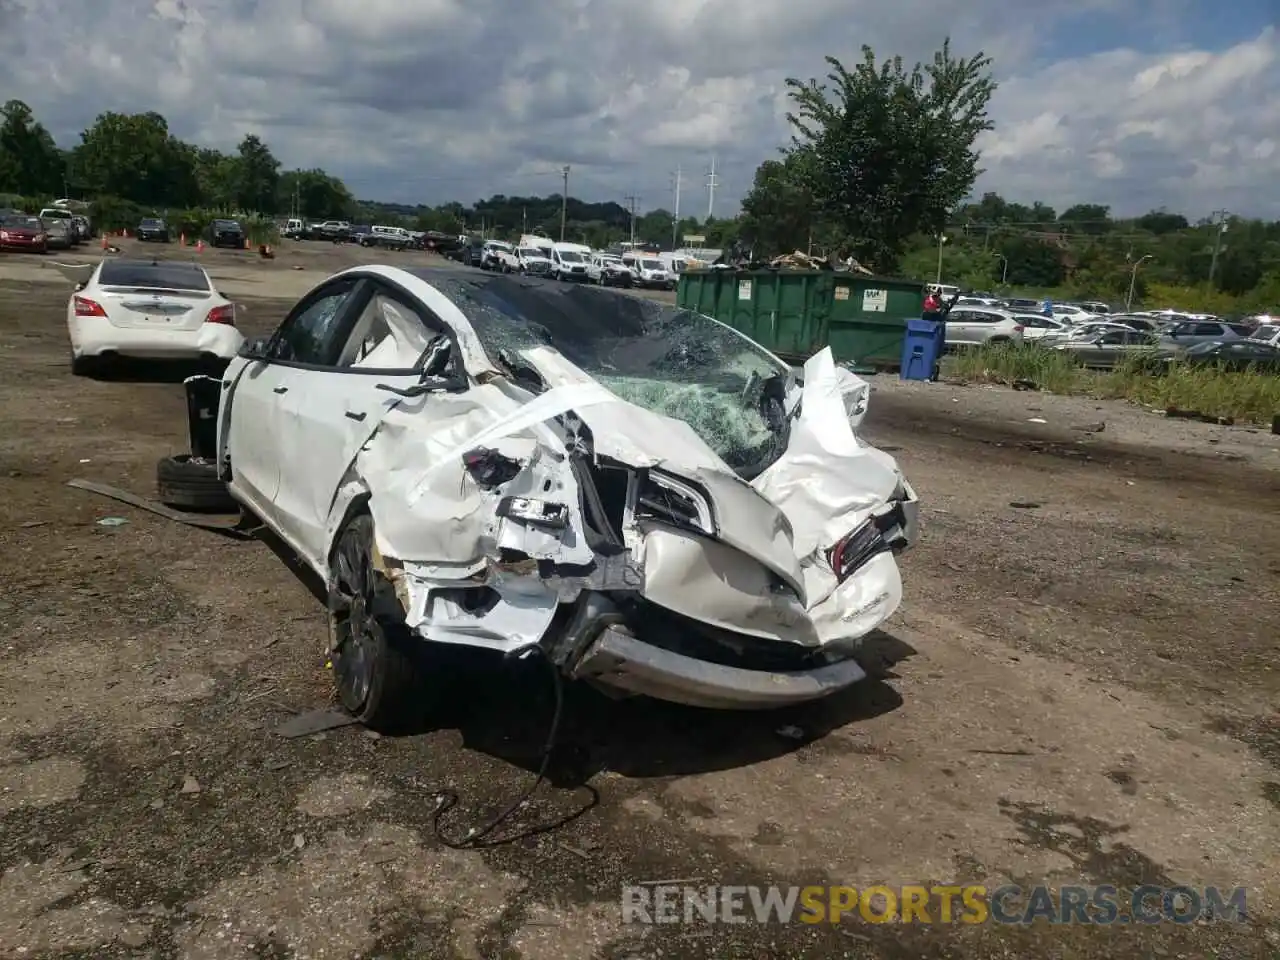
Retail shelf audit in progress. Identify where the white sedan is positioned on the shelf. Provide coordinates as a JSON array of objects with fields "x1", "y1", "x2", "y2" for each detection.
[
  {"x1": 55, "y1": 257, "x2": 243, "y2": 374},
  {"x1": 174, "y1": 265, "x2": 919, "y2": 728}
]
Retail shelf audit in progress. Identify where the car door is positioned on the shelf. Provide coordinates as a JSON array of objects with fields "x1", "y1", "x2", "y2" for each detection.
[
  {"x1": 1088, "y1": 330, "x2": 1128, "y2": 366},
  {"x1": 274, "y1": 280, "x2": 457, "y2": 566},
  {"x1": 226, "y1": 277, "x2": 366, "y2": 533}
]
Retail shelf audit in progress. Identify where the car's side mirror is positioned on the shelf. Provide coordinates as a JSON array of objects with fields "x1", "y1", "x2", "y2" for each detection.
[{"x1": 240, "y1": 337, "x2": 270, "y2": 359}]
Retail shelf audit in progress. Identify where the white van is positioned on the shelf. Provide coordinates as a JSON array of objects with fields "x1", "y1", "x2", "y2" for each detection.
[
  {"x1": 925, "y1": 283, "x2": 960, "y2": 299},
  {"x1": 550, "y1": 242, "x2": 591, "y2": 281},
  {"x1": 622, "y1": 252, "x2": 673, "y2": 290}
]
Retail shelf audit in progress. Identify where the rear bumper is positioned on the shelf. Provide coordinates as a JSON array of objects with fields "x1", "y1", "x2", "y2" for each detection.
[
  {"x1": 571, "y1": 626, "x2": 866, "y2": 709},
  {"x1": 69, "y1": 319, "x2": 244, "y2": 360}
]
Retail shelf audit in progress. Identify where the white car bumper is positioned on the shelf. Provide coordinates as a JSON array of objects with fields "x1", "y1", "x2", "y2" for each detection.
[{"x1": 69, "y1": 318, "x2": 244, "y2": 360}]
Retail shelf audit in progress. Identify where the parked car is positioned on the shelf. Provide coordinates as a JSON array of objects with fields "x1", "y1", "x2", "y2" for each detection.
[
  {"x1": 479, "y1": 240, "x2": 515, "y2": 271},
  {"x1": 1178, "y1": 339, "x2": 1280, "y2": 372},
  {"x1": 168, "y1": 265, "x2": 919, "y2": 728},
  {"x1": 587, "y1": 254, "x2": 634, "y2": 287},
  {"x1": 1017, "y1": 314, "x2": 1071, "y2": 343},
  {"x1": 459, "y1": 238, "x2": 488, "y2": 267},
  {"x1": 282, "y1": 218, "x2": 306, "y2": 239},
  {"x1": 50, "y1": 258, "x2": 243, "y2": 375},
  {"x1": 359, "y1": 225, "x2": 414, "y2": 250},
  {"x1": 71, "y1": 215, "x2": 91, "y2": 243},
  {"x1": 37, "y1": 207, "x2": 76, "y2": 242},
  {"x1": 137, "y1": 218, "x2": 171, "y2": 242},
  {"x1": 941, "y1": 306, "x2": 1026, "y2": 347},
  {"x1": 0, "y1": 214, "x2": 49, "y2": 253},
  {"x1": 309, "y1": 220, "x2": 352, "y2": 242},
  {"x1": 1247, "y1": 322, "x2": 1280, "y2": 346},
  {"x1": 1053, "y1": 329, "x2": 1160, "y2": 368},
  {"x1": 1038, "y1": 320, "x2": 1138, "y2": 347},
  {"x1": 208, "y1": 219, "x2": 247, "y2": 249},
  {"x1": 41, "y1": 217, "x2": 75, "y2": 250},
  {"x1": 1157, "y1": 319, "x2": 1251, "y2": 351},
  {"x1": 515, "y1": 245, "x2": 554, "y2": 277}
]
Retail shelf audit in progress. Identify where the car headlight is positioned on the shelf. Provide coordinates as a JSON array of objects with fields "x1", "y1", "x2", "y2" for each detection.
[{"x1": 634, "y1": 470, "x2": 715, "y2": 535}]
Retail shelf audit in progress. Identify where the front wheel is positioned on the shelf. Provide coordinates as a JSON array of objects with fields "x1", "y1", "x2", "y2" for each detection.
[{"x1": 327, "y1": 513, "x2": 430, "y2": 731}]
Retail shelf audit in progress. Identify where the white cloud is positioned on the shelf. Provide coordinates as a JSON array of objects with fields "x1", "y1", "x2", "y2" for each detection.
[{"x1": 0, "y1": 0, "x2": 1275, "y2": 218}]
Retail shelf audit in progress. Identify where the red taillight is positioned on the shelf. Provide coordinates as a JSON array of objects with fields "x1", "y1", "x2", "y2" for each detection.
[
  {"x1": 74, "y1": 295, "x2": 107, "y2": 317},
  {"x1": 205, "y1": 304, "x2": 236, "y2": 325},
  {"x1": 1014, "y1": 324, "x2": 1025, "y2": 333}
]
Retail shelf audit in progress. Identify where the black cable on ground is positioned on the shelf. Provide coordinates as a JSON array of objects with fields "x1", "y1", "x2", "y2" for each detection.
[{"x1": 430, "y1": 645, "x2": 577, "y2": 849}]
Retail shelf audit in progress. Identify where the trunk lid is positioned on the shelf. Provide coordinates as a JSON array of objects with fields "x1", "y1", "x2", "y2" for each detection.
[{"x1": 97, "y1": 287, "x2": 213, "y2": 330}]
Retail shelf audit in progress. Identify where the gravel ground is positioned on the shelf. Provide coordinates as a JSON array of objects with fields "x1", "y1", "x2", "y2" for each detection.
[{"x1": 0, "y1": 242, "x2": 1277, "y2": 958}]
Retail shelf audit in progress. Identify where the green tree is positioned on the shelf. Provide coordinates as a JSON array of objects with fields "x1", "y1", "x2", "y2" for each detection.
[
  {"x1": 0, "y1": 100, "x2": 64, "y2": 195},
  {"x1": 234, "y1": 134, "x2": 280, "y2": 213},
  {"x1": 1058, "y1": 203, "x2": 1111, "y2": 235},
  {"x1": 278, "y1": 168, "x2": 354, "y2": 220},
  {"x1": 739, "y1": 154, "x2": 822, "y2": 256},
  {"x1": 783, "y1": 39, "x2": 996, "y2": 272},
  {"x1": 72, "y1": 112, "x2": 196, "y2": 207}
]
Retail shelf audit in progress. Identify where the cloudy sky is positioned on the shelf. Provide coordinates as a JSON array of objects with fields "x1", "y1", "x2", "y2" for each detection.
[{"x1": 1, "y1": 0, "x2": 1276, "y2": 219}]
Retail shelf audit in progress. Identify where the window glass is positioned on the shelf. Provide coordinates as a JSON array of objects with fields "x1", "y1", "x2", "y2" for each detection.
[{"x1": 268, "y1": 283, "x2": 357, "y2": 364}]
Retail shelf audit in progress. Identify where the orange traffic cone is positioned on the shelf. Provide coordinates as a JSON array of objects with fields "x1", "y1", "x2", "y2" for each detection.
[
  {"x1": 101, "y1": 235, "x2": 108, "y2": 250},
  {"x1": 196, "y1": 239, "x2": 205, "y2": 253},
  {"x1": 180, "y1": 232, "x2": 186, "y2": 247}
]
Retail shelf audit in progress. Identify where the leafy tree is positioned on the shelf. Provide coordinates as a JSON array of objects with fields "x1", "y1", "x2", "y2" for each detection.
[
  {"x1": 72, "y1": 111, "x2": 197, "y2": 206},
  {"x1": 1058, "y1": 203, "x2": 1111, "y2": 235},
  {"x1": 739, "y1": 154, "x2": 821, "y2": 256},
  {"x1": 278, "y1": 168, "x2": 354, "y2": 220},
  {"x1": 782, "y1": 39, "x2": 996, "y2": 272},
  {"x1": 1135, "y1": 209, "x2": 1188, "y2": 235},
  {"x1": 234, "y1": 135, "x2": 280, "y2": 213},
  {"x1": 0, "y1": 100, "x2": 64, "y2": 195}
]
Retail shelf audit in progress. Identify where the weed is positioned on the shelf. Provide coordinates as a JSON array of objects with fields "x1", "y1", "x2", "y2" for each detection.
[{"x1": 944, "y1": 343, "x2": 1280, "y2": 424}]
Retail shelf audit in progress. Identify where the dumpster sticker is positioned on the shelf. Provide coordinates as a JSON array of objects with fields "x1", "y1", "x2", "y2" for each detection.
[
  {"x1": 862, "y1": 288, "x2": 887, "y2": 312},
  {"x1": 834, "y1": 285, "x2": 850, "y2": 300},
  {"x1": 738, "y1": 279, "x2": 752, "y2": 300}
]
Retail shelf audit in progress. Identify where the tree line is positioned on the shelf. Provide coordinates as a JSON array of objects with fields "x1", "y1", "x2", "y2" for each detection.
[{"x1": 2, "y1": 60, "x2": 1276, "y2": 314}]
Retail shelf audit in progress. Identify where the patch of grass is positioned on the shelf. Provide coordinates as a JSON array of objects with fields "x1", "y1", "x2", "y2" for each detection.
[
  {"x1": 1100, "y1": 357, "x2": 1280, "y2": 424},
  {"x1": 943, "y1": 343, "x2": 1280, "y2": 424},
  {"x1": 944, "y1": 342, "x2": 1085, "y2": 393}
]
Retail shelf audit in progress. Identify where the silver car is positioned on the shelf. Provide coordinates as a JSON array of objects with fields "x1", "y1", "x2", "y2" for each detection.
[
  {"x1": 40, "y1": 217, "x2": 74, "y2": 250},
  {"x1": 942, "y1": 307, "x2": 1026, "y2": 347},
  {"x1": 1157, "y1": 319, "x2": 1252, "y2": 351},
  {"x1": 1054, "y1": 329, "x2": 1160, "y2": 368}
]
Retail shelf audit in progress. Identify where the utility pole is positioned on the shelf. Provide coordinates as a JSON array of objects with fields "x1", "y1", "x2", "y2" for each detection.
[
  {"x1": 935, "y1": 234, "x2": 947, "y2": 283},
  {"x1": 706, "y1": 155, "x2": 718, "y2": 220},
  {"x1": 624, "y1": 195, "x2": 638, "y2": 247},
  {"x1": 671, "y1": 165, "x2": 681, "y2": 249},
  {"x1": 560, "y1": 165, "x2": 570, "y2": 242},
  {"x1": 1207, "y1": 209, "x2": 1229, "y2": 289},
  {"x1": 521, "y1": 207, "x2": 527, "y2": 237}
]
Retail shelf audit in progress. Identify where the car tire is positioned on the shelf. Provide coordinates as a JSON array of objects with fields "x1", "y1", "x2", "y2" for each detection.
[
  {"x1": 156, "y1": 454, "x2": 237, "y2": 512},
  {"x1": 70, "y1": 352, "x2": 96, "y2": 377},
  {"x1": 327, "y1": 512, "x2": 429, "y2": 732}
]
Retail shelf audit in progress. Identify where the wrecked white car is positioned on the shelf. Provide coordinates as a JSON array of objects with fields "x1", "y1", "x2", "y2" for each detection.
[{"x1": 177, "y1": 265, "x2": 919, "y2": 727}]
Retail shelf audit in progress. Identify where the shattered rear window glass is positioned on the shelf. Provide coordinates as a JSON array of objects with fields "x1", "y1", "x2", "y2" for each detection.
[{"x1": 415, "y1": 272, "x2": 792, "y2": 477}]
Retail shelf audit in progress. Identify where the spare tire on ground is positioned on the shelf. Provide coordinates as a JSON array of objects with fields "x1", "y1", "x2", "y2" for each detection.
[{"x1": 156, "y1": 454, "x2": 237, "y2": 512}]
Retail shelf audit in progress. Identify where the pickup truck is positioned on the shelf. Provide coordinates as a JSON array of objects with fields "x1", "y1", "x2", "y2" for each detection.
[{"x1": 308, "y1": 220, "x2": 351, "y2": 242}]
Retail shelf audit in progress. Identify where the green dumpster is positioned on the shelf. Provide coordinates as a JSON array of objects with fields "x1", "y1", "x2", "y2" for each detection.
[{"x1": 676, "y1": 269, "x2": 924, "y2": 370}]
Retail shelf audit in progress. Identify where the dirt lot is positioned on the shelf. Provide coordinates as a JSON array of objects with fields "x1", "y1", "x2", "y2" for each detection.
[{"x1": 1, "y1": 240, "x2": 1278, "y2": 959}]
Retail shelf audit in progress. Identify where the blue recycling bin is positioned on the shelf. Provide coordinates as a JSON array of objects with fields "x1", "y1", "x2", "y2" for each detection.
[{"x1": 900, "y1": 318, "x2": 944, "y2": 381}]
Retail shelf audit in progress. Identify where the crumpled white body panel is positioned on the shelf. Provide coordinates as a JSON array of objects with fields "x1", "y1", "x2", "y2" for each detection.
[{"x1": 752, "y1": 349, "x2": 915, "y2": 645}]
